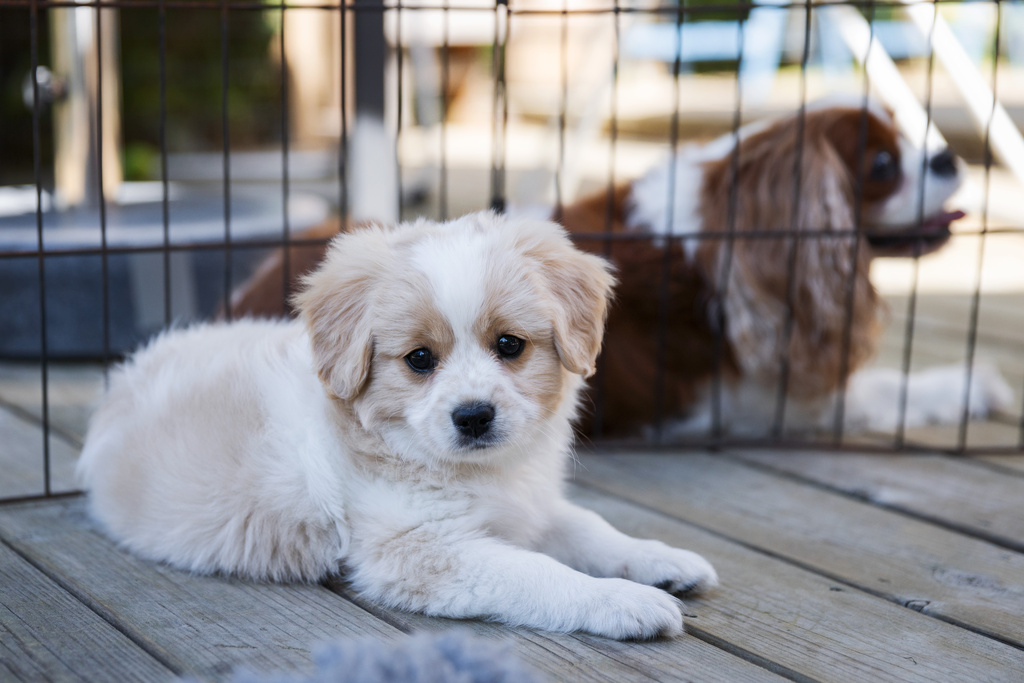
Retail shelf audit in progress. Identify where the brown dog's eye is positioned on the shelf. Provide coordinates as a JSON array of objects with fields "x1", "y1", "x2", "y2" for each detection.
[
  {"x1": 869, "y1": 150, "x2": 899, "y2": 182},
  {"x1": 496, "y1": 335, "x2": 524, "y2": 359},
  {"x1": 405, "y1": 348, "x2": 435, "y2": 373}
]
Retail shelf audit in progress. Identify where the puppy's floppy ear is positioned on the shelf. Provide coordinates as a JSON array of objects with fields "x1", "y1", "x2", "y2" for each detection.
[
  {"x1": 292, "y1": 227, "x2": 393, "y2": 400},
  {"x1": 521, "y1": 220, "x2": 617, "y2": 378}
]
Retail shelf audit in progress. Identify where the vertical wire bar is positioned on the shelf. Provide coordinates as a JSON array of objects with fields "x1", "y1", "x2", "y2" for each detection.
[
  {"x1": 959, "y1": 3, "x2": 1002, "y2": 451},
  {"x1": 603, "y1": 0, "x2": 620, "y2": 247},
  {"x1": 500, "y1": 2, "x2": 509, "y2": 212},
  {"x1": 30, "y1": 0, "x2": 52, "y2": 496},
  {"x1": 772, "y1": 1, "x2": 813, "y2": 438},
  {"x1": 652, "y1": 0, "x2": 687, "y2": 439},
  {"x1": 489, "y1": 0, "x2": 508, "y2": 213},
  {"x1": 832, "y1": 0, "x2": 876, "y2": 444},
  {"x1": 590, "y1": 0, "x2": 621, "y2": 439},
  {"x1": 280, "y1": 0, "x2": 291, "y2": 306},
  {"x1": 553, "y1": 0, "x2": 569, "y2": 222},
  {"x1": 439, "y1": 0, "x2": 450, "y2": 220},
  {"x1": 895, "y1": 0, "x2": 940, "y2": 448},
  {"x1": 220, "y1": 0, "x2": 233, "y2": 318},
  {"x1": 396, "y1": 0, "x2": 404, "y2": 220},
  {"x1": 159, "y1": 0, "x2": 171, "y2": 326},
  {"x1": 490, "y1": 0, "x2": 501, "y2": 212},
  {"x1": 96, "y1": 3, "x2": 111, "y2": 381},
  {"x1": 894, "y1": 236, "x2": 924, "y2": 446},
  {"x1": 710, "y1": 12, "x2": 746, "y2": 440},
  {"x1": 339, "y1": 0, "x2": 348, "y2": 222}
]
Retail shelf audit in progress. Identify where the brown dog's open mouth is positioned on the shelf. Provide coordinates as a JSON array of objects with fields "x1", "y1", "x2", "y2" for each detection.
[{"x1": 865, "y1": 210, "x2": 966, "y2": 257}]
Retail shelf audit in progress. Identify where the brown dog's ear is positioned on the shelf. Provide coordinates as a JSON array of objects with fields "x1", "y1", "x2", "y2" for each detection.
[
  {"x1": 520, "y1": 221, "x2": 617, "y2": 378},
  {"x1": 696, "y1": 112, "x2": 880, "y2": 396},
  {"x1": 292, "y1": 227, "x2": 393, "y2": 400}
]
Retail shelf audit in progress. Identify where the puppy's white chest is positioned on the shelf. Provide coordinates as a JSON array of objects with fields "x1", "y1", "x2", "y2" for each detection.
[
  {"x1": 482, "y1": 506, "x2": 543, "y2": 547},
  {"x1": 471, "y1": 483, "x2": 553, "y2": 548}
]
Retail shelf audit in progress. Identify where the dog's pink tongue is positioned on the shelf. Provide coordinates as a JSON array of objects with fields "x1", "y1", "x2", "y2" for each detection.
[{"x1": 926, "y1": 209, "x2": 966, "y2": 228}]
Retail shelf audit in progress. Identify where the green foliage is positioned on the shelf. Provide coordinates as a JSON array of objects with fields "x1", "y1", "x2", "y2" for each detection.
[
  {"x1": 0, "y1": 6, "x2": 283, "y2": 185},
  {"x1": 674, "y1": 0, "x2": 752, "y2": 25},
  {"x1": 0, "y1": 8, "x2": 53, "y2": 186},
  {"x1": 119, "y1": 5, "x2": 283, "y2": 172}
]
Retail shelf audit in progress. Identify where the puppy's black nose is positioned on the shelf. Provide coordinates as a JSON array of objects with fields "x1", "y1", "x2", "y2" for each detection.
[
  {"x1": 452, "y1": 402, "x2": 495, "y2": 439},
  {"x1": 929, "y1": 148, "x2": 958, "y2": 177}
]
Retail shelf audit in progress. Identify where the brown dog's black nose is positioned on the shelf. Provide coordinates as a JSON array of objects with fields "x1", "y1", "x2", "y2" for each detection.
[
  {"x1": 929, "y1": 148, "x2": 958, "y2": 177},
  {"x1": 452, "y1": 402, "x2": 495, "y2": 439}
]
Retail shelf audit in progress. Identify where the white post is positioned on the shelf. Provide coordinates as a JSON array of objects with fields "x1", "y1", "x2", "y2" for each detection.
[
  {"x1": 50, "y1": 4, "x2": 123, "y2": 209},
  {"x1": 826, "y1": 1, "x2": 1024, "y2": 189},
  {"x1": 823, "y1": 4, "x2": 946, "y2": 150},
  {"x1": 900, "y1": 1, "x2": 1024, "y2": 188}
]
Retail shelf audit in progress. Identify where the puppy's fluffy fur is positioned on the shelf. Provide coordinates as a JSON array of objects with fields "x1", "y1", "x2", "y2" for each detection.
[{"x1": 78, "y1": 212, "x2": 717, "y2": 639}]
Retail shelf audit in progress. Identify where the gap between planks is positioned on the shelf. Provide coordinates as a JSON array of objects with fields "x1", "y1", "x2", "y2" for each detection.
[
  {"x1": 567, "y1": 482, "x2": 1024, "y2": 681},
  {"x1": 722, "y1": 449, "x2": 1024, "y2": 553},
  {"x1": 0, "y1": 497, "x2": 403, "y2": 680},
  {"x1": 4, "y1": 451, "x2": 1024, "y2": 681},
  {"x1": 0, "y1": 539, "x2": 173, "y2": 682},
  {"x1": 0, "y1": 404, "x2": 80, "y2": 500},
  {"x1": 969, "y1": 454, "x2": 1024, "y2": 476},
  {"x1": 323, "y1": 578, "x2": 781, "y2": 683},
  {"x1": 574, "y1": 452, "x2": 1024, "y2": 654},
  {"x1": 0, "y1": 496, "x2": 778, "y2": 683}
]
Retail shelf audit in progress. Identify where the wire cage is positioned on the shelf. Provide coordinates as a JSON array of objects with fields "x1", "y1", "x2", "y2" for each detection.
[{"x1": 1, "y1": 0, "x2": 1023, "y2": 504}]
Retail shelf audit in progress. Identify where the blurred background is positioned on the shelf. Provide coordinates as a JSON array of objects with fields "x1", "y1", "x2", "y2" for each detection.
[{"x1": 2, "y1": 0, "x2": 1023, "y2": 498}]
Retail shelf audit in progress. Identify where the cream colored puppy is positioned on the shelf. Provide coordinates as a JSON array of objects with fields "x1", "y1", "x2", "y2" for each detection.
[{"x1": 77, "y1": 212, "x2": 717, "y2": 639}]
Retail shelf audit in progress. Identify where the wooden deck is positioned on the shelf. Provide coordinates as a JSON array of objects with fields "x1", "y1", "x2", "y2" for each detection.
[
  {"x1": 2, "y1": 286, "x2": 1023, "y2": 681},
  {"x1": 1, "y1": 442, "x2": 1023, "y2": 681}
]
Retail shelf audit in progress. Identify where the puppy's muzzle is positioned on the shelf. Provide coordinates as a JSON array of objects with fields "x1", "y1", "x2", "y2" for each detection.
[{"x1": 452, "y1": 402, "x2": 496, "y2": 439}]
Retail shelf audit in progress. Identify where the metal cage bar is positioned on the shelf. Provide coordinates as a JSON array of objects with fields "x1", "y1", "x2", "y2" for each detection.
[
  {"x1": 832, "y1": 0, "x2": 879, "y2": 444},
  {"x1": 3, "y1": 0, "x2": 1024, "y2": 505},
  {"x1": 771, "y1": 0, "x2": 813, "y2": 438},
  {"x1": 29, "y1": 0, "x2": 52, "y2": 497},
  {"x1": 894, "y1": 0, "x2": 940, "y2": 447},
  {"x1": 958, "y1": 0, "x2": 1002, "y2": 452}
]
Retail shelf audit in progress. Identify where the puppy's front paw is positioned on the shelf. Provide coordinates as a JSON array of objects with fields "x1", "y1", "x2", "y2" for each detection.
[
  {"x1": 583, "y1": 579, "x2": 684, "y2": 640},
  {"x1": 623, "y1": 541, "x2": 718, "y2": 594}
]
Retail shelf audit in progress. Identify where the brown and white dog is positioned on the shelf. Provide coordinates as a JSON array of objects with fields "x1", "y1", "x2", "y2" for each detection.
[{"x1": 229, "y1": 100, "x2": 1013, "y2": 438}]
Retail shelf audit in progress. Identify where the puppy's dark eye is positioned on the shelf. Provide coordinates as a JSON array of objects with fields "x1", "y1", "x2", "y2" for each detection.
[
  {"x1": 496, "y1": 335, "x2": 524, "y2": 359},
  {"x1": 405, "y1": 348, "x2": 435, "y2": 373},
  {"x1": 869, "y1": 150, "x2": 899, "y2": 182}
]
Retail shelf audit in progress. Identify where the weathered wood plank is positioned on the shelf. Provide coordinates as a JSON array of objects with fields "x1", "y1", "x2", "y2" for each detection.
[
  {"x1": 728, "y1": 449, "x2": 1024, "y2": 550},
  {"x1": 902, "y1": 420, "x2": 1022, "y2": 452},
  {"x1": 0, "y1": 541, "x2": 172, "y2": 682},
  {"x1": 841, "y1": 419, "x2": 1022, "y2": 453},
  {"x1": 575, "y1": 452, "x2": 1024, "y2": 649},
  {"x1": 874, "y1": 325, "x2": 1021, "y2": 373},
  {"x1": 883, "y1": 292, "x2": 1024, "y2": 347},
  {"x1": 0, "y1": 407, "x2": 79, "y2": 500},
  {"x1": 0, "y1": 496, "x2": 777, "y2": 682},
  {"x1": 0, "y1": 498, "x2": 402, "y2": 680},
  {"x1": 566, "y1": 484, "x2": 1024, "y2": 683},
  {"x1": 873, "y1": 332, "x2": 1024, "y2": 380},
  {"x1": 0, "y1": 362, "x2": 104, "y2": 447},
  {"x1": 841, "y1": 417, "x2": 1022, "y2": 453},
  {"x1": 971, "y1": 454, "x2": 1024, "y2": 474},
  {"x1": 327, "y1": 579, "x2": 784, "y2": 683}
]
